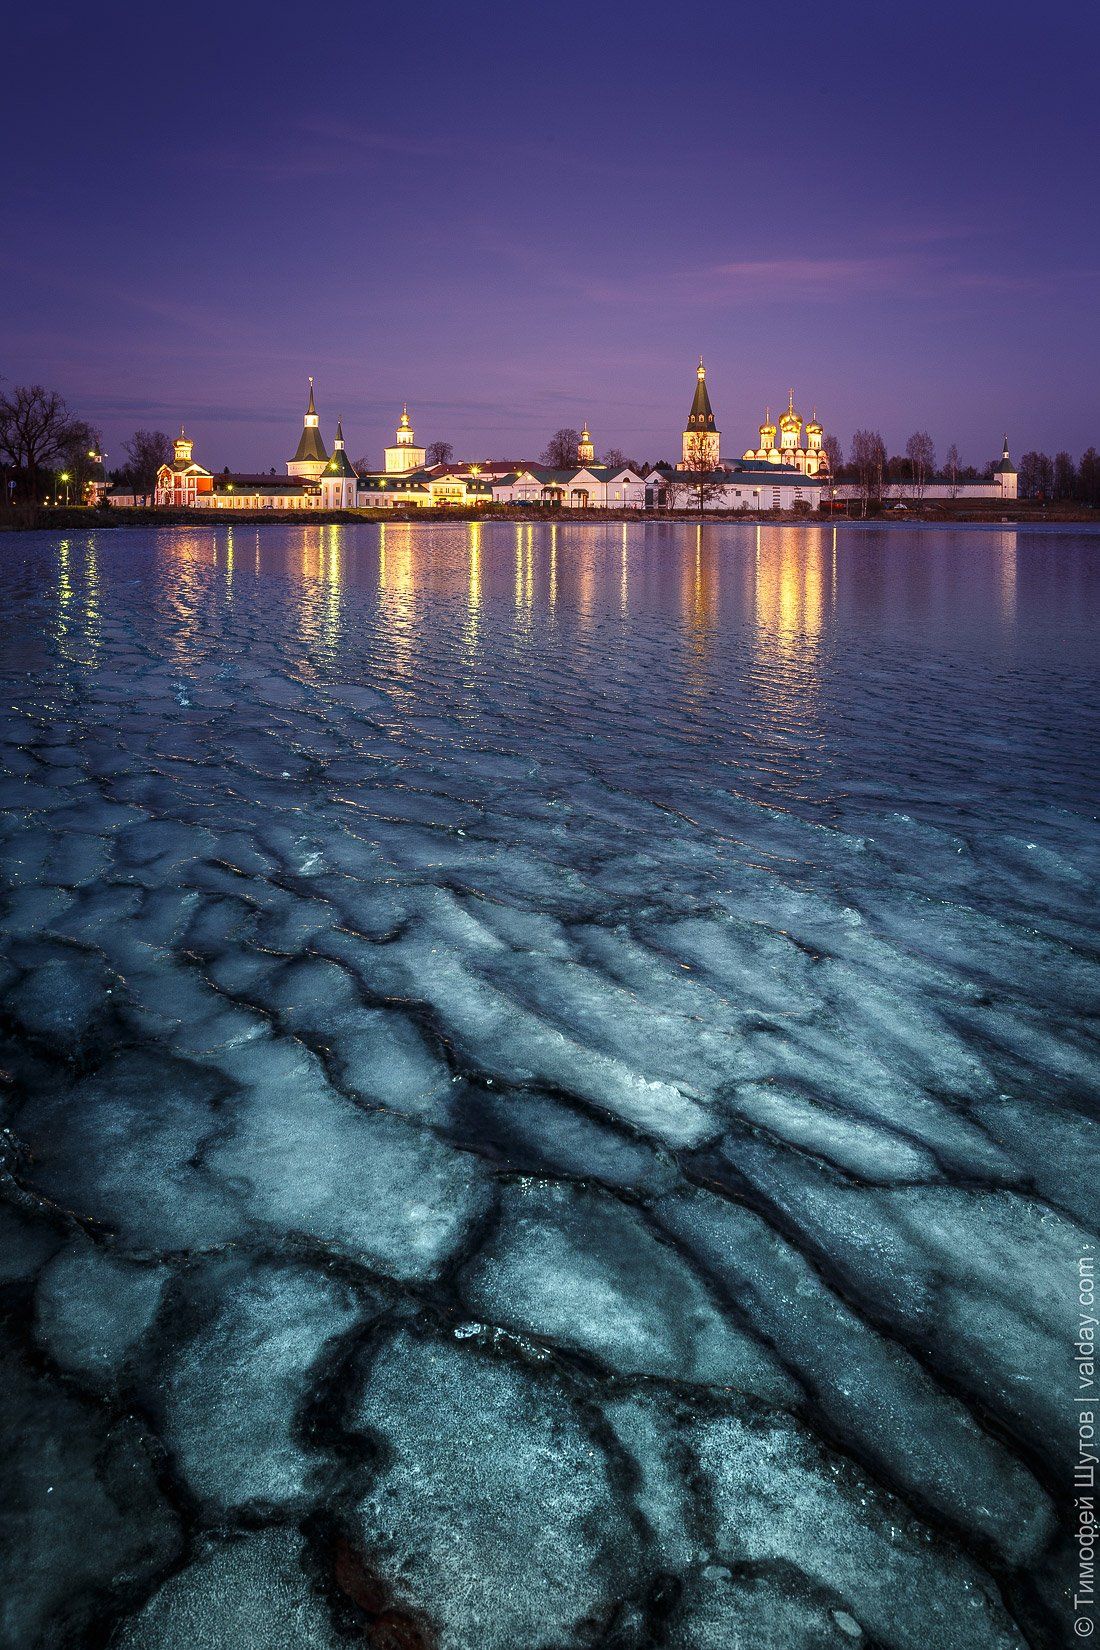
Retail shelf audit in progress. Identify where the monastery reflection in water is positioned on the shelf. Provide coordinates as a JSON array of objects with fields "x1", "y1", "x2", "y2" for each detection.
[{"x1": 110, "y1": 520, "x2": 1022, "y2": 687}]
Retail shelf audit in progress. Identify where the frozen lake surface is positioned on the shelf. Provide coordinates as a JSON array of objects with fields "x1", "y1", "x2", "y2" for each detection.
[{"x1": 0, "y1": 519, "x2": 1097, "y2": 1649}]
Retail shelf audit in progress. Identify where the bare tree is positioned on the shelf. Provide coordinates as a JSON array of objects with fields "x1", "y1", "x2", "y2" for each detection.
[
  {"x1": 944, "y1": 442, "x2": 960, "y2": 499},
  {"x1": 905, "y1": 431, "x2": 936, "y2": 501},
  {"x1": 850, "y1": 429, "x2": 887, "y2": 516},
  {"x1": 123, "y1": 429, "x2": 171, "y2": 505},
  {"x1": 426, "y1": 440, "x2": 453, "y2": 467},
  {"x1": 681, "y1": 432, "x2": 726, "y2": 515},
  {"x1": 1018, "y1": 452, "x2": 1053, "y2": 499},
  {"x1": 601, "y1": 447, "x2": 629, "y2": 469},
  {"x1": 352, "y1": 455, "x2": 373, "y2": 475},
  {"x1": 1053, "y1": 451, "x2": 1077, "y2": 500},
  {"x1": 819, "y1": 433, "x2": 842, "y2": 503},
  {"x1": 0, "y1": 384, "x2": 85, "y2": 504},
  {"x1": 541, "y1": 427, "x2": 582, "y2": 469},
  {"x1": 820, "y1": 433, "x2": 842, "y2": 474}
]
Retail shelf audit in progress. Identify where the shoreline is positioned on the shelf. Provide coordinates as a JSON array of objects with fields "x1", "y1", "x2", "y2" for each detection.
[{"x1": 1, "y1": 503, "x2": 1097, "y2": 534}]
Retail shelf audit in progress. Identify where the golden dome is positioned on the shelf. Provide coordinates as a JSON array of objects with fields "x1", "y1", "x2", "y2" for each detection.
[{"x1": 778, "y1": 388, "x2": 802, "y2": 430}]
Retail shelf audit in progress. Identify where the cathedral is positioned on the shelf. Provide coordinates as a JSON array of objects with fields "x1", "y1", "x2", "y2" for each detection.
[{"x1": 742, "y1": 390, "x2": 830, "y2": 476}]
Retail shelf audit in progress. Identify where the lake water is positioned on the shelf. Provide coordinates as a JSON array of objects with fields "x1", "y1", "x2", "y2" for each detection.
[{"x1": 1, "y1": 519, "x2": 1097, "y2": 1649}]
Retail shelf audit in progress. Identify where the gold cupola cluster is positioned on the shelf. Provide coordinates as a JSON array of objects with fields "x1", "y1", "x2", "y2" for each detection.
[{"x1": 744, "y1": 389, "x2": 830, "y2": 474}]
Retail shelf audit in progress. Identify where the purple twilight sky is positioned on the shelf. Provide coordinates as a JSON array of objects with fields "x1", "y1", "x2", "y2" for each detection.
[{"x1": 2, "y1": 1, "x2": 1097, "y2": 474}]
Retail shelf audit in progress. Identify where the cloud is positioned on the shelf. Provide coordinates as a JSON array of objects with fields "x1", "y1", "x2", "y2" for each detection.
[{"x1": 577, "y1": 246, "x2": 1057, "y2": 307}]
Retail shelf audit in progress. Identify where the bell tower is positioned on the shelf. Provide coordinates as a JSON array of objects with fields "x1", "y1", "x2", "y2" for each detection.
[
  {"x1": 578, "y1": 423, "x2": 595, "y2": 466},
  {"x1": 384, "y1": 404, "x2": 427, "y2": 474},
  {"x1": 287, "y1": 377, "x2": 330, "y2": 480},
  {"x1": 680, "y1": 357, "x2": 721, "y2": 470}
]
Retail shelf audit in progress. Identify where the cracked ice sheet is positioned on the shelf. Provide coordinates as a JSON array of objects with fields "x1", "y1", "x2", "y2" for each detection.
[{"x1": 0, "y1": 521, "x2": 1097, "y2": 1649}]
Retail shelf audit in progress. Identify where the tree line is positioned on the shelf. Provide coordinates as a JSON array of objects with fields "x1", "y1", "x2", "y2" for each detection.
[
  {"x1": 0, "y1": 381, "x2": 172, "y2": 507},
  {"x1": 1016, "y1": 449, "x2": 1100, "y2": 503},
  {"x1": 839, "y1": 429, "x2": 1100, "y2": 512}
]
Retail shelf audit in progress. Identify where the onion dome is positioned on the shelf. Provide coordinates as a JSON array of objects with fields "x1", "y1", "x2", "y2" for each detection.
[{"x1": 778, "y1": 388, "x2": 802, "y2": 431}]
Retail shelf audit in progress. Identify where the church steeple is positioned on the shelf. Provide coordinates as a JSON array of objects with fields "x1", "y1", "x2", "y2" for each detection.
[
  {"x1": 681, "y1": 357, "x2": 721, "y2": 470},
  {"x1": 325, "y1": 415, "x2": 358, "y2": 487},
  {"x1": 287, "y1": 376, "x2": 329, "y2": 479},
  {"x1": 687, "y1": 357, "x2": 717, "y2": 432},
  {"x1": 578, "y1": 422, "x2": 595, "y2": 466}
]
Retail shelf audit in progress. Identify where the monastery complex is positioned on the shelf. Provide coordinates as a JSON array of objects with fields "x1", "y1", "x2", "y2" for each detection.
[{"x1": 152, "y1": 364, "x2": 1017, "y2": 514}]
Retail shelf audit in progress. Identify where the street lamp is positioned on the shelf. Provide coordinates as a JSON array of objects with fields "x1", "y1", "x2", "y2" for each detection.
[{"x1": 60, "y1": 472, "x2": 70, "y2": 506}]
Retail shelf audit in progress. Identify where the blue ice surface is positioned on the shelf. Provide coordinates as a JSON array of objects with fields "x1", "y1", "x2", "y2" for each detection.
[{"x1": 0, "y1": 518, "x2": 1097, "y2": 1649}]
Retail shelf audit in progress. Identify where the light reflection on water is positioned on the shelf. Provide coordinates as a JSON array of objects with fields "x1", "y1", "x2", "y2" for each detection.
[{"x1": 23, "y1": 517, "x2": 1099, "y2": 826}]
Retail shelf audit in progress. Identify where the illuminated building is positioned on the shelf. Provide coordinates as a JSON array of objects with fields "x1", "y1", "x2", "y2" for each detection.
[
  {"x1": 644, "y1": 464, "x2": 822, "y2": 512},
  {"x1": 151, "y1": 366, "x2": 831, "y2": 514},
  {"x1": 679, "y1": 358, "x2": 721, "y2": 469},
  {"x1": 384, "y1": 404, "x2": 426, "y2": 474},
  {"x1": 743, "y1": 391, "x2": 831, "y2": 476},
  {"x1": 154, "y1": 430, "x2": 320, "y2": 509},
  {"x1": 321, "y1": 420, "x2": 358, "y2": 509},
  {"x1": 286, "y1": 377, "x2": 330, "y2": 481},
  {"x1": 658, "y1": 361, "x2": 826, "y2": 509},
  {"x1": 491, "y1": 465, "x2": 646, "y2": 508},
  {"x1": 154, "y1": 428, "x2": 214, "y2": 506}
]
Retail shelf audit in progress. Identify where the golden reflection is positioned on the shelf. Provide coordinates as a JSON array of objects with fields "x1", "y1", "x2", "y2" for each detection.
[
  {"x1": 750, "y1": 526, "x2": 831, "y2": 722},
  {"x1": 576, "y1": 535, "x2": 595, "y2": 629},
  {"x1": 513, "y1": 523, "x2": 534, "y2": 621},
  {"x1": 681, "y1": 523, "x2": 718, "y2": 639},
  {"x1": 320, "y1": 524, "x2": 342, "y2": 653},
  {"x1": 57, "y1": 539, "x2": 73, "y2": 638},
  {"x1": 679, "y1": 524, "x2": 720, "y2": 705},
  {"x1": 376, "y1": 520, "x2": 417, "y2": 697},
  {"x1": 298, "y1": 524, "x2": 323, "y2": 584},
  {"x1": 464, "y1": 519, "x2": 482, "y2": 658},
  {"x1": 549, "y1": 522, "x2": 558, "y2": 613},
  {"x1": 620, "y1": 522, "x2": 629, "y2": 613},
  {"x1": 56, "y1": 535, "x2": 101, "y2": 666}
]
